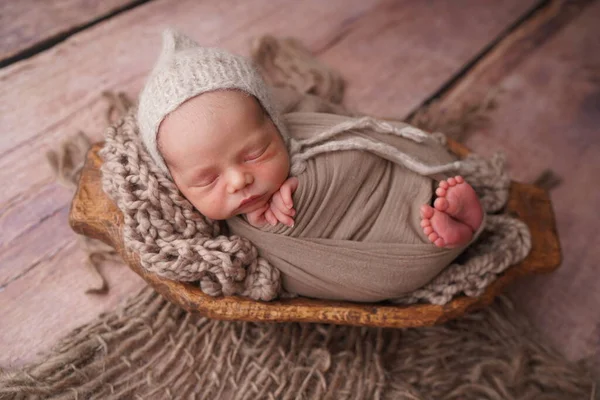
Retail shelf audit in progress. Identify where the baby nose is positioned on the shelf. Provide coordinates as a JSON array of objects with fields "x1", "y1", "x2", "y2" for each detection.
[{"x1": 227, "y1": 169, "x2": 254, "y2": 194}]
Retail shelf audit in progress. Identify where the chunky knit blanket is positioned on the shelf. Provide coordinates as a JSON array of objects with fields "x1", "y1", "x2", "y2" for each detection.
[{"x1": 99, "y1": 36, "x2": 531, "y2": 304}]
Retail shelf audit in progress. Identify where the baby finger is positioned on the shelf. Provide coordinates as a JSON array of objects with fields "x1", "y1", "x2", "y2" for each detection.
[
  {"x1": 271, "y1": 192, "x2": 294, "y2": 216},
  {"x1": 270, "y1": 204, "x2": 295, "y2": 227},
  {"x1": 281, "y1": 177, "x2": 298, "y2": 209},
  {"x1": 264, "y1": 209, "x2": 277, "y2": 226}
]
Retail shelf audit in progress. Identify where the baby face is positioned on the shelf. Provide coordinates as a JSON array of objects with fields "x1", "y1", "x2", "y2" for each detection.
[{"x1": 157, "y1": 90, "x2": 290, "y2": 220}]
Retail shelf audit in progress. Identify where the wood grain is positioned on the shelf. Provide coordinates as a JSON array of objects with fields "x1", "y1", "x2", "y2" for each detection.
[
  {"x1": 314, "y1": 0, "x2": 543, "y2": 118},
  {"x1": 0, "y1": 0, "x2": 144, "y2": 64},
  {"x1": 443, "y1": 1, "x2": 600, "y2": 362},
  {"x1": 426, "y1": 0, "x2": 595, "y2": 117},
  {"x1": 69, "y1": 143, "x2": 560, "y2": 328},
  {"x1": 0, "y1": 0, "x2": 540, "y2": 366}
]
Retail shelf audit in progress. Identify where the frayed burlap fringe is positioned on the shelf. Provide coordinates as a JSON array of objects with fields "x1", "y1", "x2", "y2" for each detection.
[
  {"x1": 251, "y1": 35, "x2": 345, "y2": 104},
  {"x1": 0, "y1": 286, "x2": 595, "y2": 399}
]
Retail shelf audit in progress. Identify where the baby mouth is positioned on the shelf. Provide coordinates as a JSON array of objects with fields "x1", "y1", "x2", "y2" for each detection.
[{"x1": 238, "y1": 194, "x2": 266, "y2": 210}]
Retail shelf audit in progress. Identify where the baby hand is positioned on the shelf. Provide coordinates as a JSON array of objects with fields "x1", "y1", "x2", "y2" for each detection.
[
  {"x1": 264, "y1": 177, "x2": 299, "y2": 227},
  {"x1": 244, "y1": 177, "x2": 299, "y2": 229},
  {"x1": 244, "y1": 203, "x2": 273, "y2": 228}
]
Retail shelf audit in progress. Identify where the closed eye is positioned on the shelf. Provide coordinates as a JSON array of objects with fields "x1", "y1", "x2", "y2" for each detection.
[
  {"x1": 194, "y1": 174, "x2": 218, "y2": 188},
  {"x1": 244, "y1": 145, "x2": 268, "y2": 161}
]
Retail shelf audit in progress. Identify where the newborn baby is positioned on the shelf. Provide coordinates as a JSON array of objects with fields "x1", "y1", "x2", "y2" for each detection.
[
  {"x1": 157, "y1": 89, "x2": 483, "y2": 248},
  {"x1": 137, "y1": 29, "x2": 485, "y2": 302}
]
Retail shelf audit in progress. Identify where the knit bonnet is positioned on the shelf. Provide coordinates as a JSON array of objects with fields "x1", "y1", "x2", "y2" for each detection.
[{"x1": 137, "y1": 28, "x2": 288, "y2": 176}]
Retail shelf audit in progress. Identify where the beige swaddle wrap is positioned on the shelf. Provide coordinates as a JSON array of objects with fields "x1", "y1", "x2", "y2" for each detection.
[{"x1": 227, "y1": 112, "x2": 485, "y2": 302}]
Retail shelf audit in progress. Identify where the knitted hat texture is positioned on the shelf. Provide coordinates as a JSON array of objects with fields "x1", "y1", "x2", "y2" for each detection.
[{"x1": 137, "y1": 28, "x2": 287, "y2": 175}]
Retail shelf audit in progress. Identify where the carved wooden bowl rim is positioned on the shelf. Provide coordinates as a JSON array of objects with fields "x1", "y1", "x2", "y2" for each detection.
[{"x1": 69, "y1": 141, "x2": 561, "y2": 328}]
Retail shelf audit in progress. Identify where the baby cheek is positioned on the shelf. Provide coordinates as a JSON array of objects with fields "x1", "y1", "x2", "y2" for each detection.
[
  {"x1": 187, "y1": 190, "x2": 226, "y2": 219},
  {"x1": 261, "y1": 161, "x2": 287, "y2": 188},
  {"x1": 208, "y1": 188, "x2": 234, "y2": 218}
]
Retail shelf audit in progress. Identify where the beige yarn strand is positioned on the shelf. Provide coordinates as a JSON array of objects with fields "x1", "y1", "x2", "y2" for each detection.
[
  {"x1": 289, "y1": 134, "x2": 463, "y2": 177},
  {"x1": 286, "y1": 115, "x2": 461, "y2": 176}
]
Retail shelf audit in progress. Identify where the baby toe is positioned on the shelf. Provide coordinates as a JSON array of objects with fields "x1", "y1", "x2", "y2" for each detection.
[
  {"x1": 434, "y1": 237, "x2": 445, "y2": 247},
  {"x1": 434, "y1": 197, "x2": 449, "y2": 211},
  {"x1": 420, "y1": 204, "x2": 434, "y2": 219},
  {"x1": 439, "y1": 180, "x2": 449, "y2": 189},
  {"x1": 423, "y1": 226, "x2": 433, "y2": 235},
  {"x1": 455, "y1": 175, "x2": 464, "y2": 184},
  {"x1": 435, "y1": 187, "x2": 446, "y2": 197},
  {"x1": 447, "y1": 177, "x2": 457, "y2": 186},
  {"x1": 428, "y1": 232, "x2": 439, "y2": 242}
]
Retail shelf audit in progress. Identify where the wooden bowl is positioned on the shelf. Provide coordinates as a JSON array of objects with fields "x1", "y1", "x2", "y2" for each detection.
[{"x1": 69, "y1": 141, "x2": 561, "y2": 328}]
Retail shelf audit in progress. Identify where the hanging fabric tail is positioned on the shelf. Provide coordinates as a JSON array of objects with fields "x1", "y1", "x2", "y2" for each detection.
[{"x1": 288, "y1": 115, "x2": 465, "y2": 176}]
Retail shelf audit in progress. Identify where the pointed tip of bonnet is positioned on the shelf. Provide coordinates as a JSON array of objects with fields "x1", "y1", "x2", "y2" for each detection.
[{"x1": 158, "y1": 28, "x2": 200, "y2": 63}]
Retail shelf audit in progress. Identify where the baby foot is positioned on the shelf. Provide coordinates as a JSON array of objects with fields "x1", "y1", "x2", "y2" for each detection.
[
  {"x1": 420, "y1": 205, "x2": 474, "y2": 248},
  {"x1": 433, "y1": 176, "x2": 483, "y2": 232}
]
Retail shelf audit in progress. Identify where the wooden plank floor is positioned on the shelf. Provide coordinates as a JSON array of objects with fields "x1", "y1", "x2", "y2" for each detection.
[
  {"x1": 0, "y1": 0, "x2": 144, "y2": 64},
  {"x1": 460, "y1": 2, "x2": 600, "y2": 362},
  {"x1": 1, "y1": 0, "x2": 597, "y2": 369}
]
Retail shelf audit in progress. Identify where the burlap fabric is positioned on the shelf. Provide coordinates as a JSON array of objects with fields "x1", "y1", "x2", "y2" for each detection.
[
  {"x1": 0, "y1": 287, "x2": 595, "y2": 399},
  {"x1": 99, "y1": 35, "x2": 530, "y2": 304}
]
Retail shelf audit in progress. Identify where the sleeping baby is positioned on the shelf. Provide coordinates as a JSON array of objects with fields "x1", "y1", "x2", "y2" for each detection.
[{"x1": 137, "y1": 29, "x2": 485, "y2": 302}]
